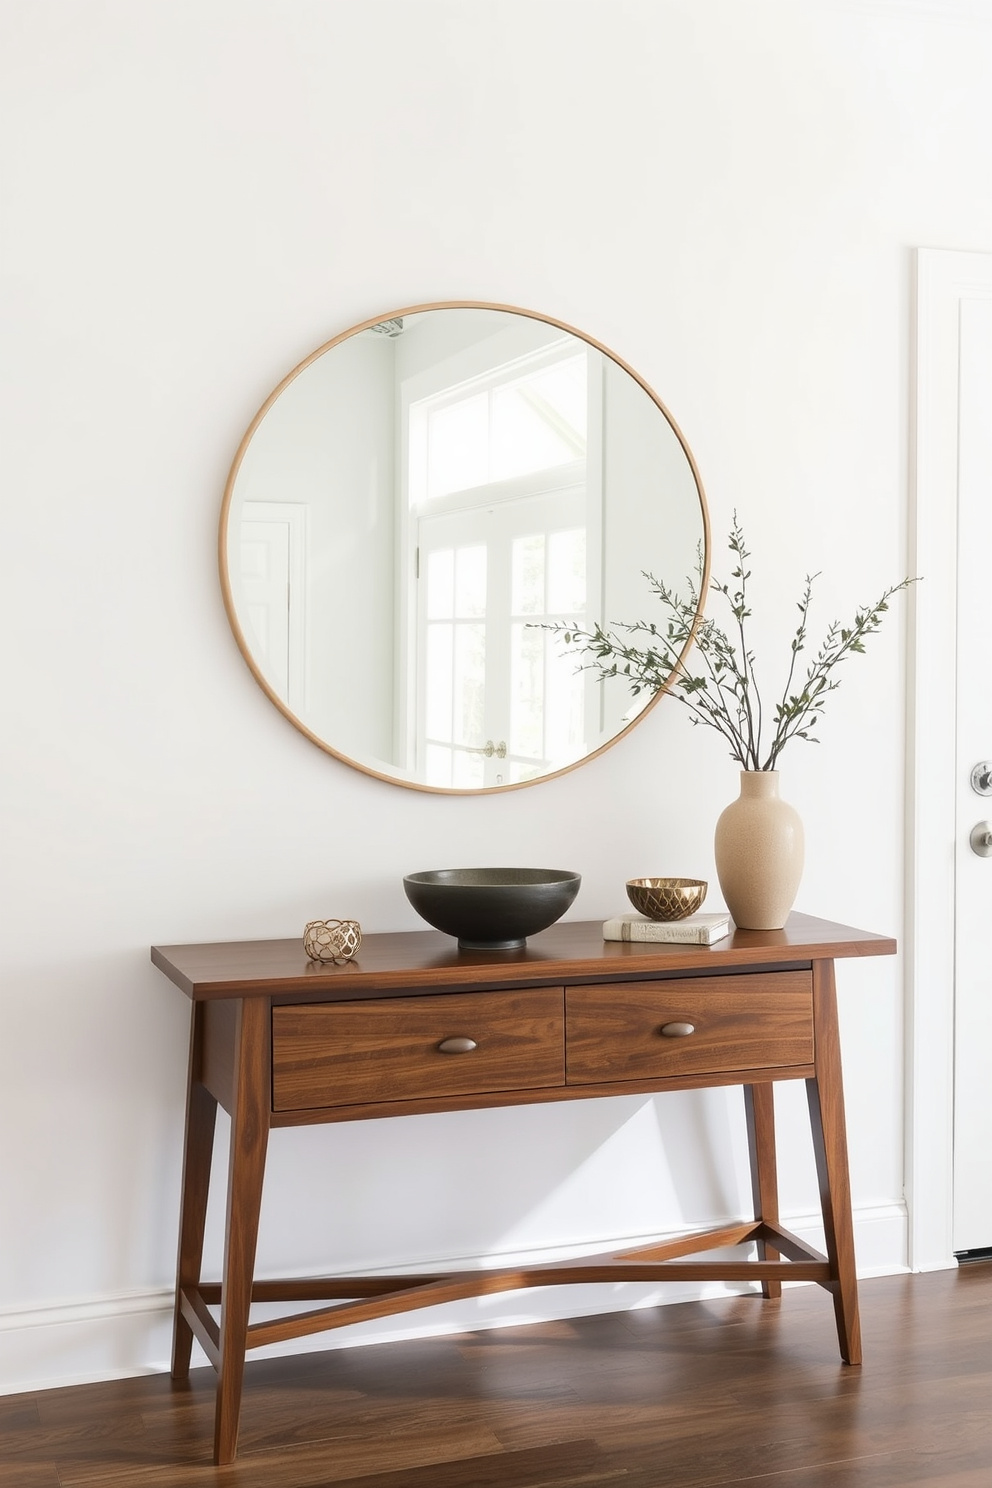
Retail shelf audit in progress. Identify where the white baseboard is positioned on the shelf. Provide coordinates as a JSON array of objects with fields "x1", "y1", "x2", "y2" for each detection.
[
  {"x1": 0, "y1": 1200, "x2": 913, "y2": 1396},
  {"x1": 0, "y1": 1288, "x2": 177, "y2": 1396}
]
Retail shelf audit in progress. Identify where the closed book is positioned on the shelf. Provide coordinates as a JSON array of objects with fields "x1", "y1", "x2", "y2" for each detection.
[{"x1": 603, "y1": 912, "x2": 732, "y2": 945}]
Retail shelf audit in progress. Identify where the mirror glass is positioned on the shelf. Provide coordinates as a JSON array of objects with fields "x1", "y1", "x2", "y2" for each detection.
[{"x1": 221, "y1": 303, "x2": 708, "y2": 792}]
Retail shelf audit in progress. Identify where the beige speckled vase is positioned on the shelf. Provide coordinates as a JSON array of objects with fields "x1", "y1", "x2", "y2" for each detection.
[{"x1": 714, "y1": 771, "x2": 804, "y2": 930}]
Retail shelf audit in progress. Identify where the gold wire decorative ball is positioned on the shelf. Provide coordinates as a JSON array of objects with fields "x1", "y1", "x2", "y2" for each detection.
[
  {"x1": 303, "y1": 919, "x2": 362, "y2": 963},
  {"x1": 625, "y1": 878, "x2": 708, "y2": 922}
]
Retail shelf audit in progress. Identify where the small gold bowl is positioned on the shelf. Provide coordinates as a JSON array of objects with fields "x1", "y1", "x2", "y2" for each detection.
[{"x1": 625, "y1": 878, "x2": 707, "y2": 922}]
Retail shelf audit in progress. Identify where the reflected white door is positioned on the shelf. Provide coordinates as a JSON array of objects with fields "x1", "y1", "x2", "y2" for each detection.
[
  {"x1": 236, "y1": 501, "x2": 308, "y2": 713},
  {"x1": 953, "y1": 293, "x2": 992, "y2": 1253},
  {"x1": 417, "y1": 490, "x2": 594, "y2": 787}
]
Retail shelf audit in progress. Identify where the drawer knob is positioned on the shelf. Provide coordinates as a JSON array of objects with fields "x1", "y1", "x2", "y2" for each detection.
[
  {"x1": 659, "y1": 1021, "x2": 695, "y2": 1038},
  {"x1": 437, "y1": 1036, "x2": 478, "y2": 1054}
]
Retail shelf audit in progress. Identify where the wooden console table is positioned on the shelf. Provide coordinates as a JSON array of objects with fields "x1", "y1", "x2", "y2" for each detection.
[{"x1": 151, "y1": 913, "x2": 895, "y2": 1465}]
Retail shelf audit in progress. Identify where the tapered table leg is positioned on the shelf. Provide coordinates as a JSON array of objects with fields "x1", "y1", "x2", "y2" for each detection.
[
  {"x1": 214, "y1": 997, "x2": 271, "y2": 1465},
  {"x1": 172, "y1": 1004, "x2": 218, "y2": 1380},
  {"x1": 806, "y1": 959, "x2": 862, "y2": 1365},
  {"x1": 743, "y1": 1081, "x2": 781, "y2": 1300}
]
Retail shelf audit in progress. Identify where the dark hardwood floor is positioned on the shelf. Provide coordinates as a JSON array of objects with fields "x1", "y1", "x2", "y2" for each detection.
[{"x1": 1, "y1": 1267, "x2": 989, "y2": 1486}]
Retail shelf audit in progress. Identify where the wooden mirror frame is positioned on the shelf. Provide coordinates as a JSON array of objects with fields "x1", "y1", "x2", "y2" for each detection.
[{"x1": 219, "y1": 301, "x2": 710, "y2": 793}]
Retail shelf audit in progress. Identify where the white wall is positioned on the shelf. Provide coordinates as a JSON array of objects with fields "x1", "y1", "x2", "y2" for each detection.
[{"x1": 1, "y1": 0, "x2": 989, "y2": 1391}]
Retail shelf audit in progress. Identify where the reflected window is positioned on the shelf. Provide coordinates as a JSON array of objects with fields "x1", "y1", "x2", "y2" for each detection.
[
  {"x1": 423, "y1": 545, "x2": 488, "y2": 788},
  {"x1": 509, "y1": 529, "x2": 587, "y2": 779},
  {"x1": 413, "y1": 348, "x2": 588, "y2": 502}
]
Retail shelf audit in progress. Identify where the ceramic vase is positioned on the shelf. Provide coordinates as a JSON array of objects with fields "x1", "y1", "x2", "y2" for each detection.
[{"x1": 714, "y1": 770, "x2": 804, "y2": 930}]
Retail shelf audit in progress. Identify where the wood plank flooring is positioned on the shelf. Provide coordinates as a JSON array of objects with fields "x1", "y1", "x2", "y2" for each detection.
[{"x1": 1, "y1": 1267, "x2": 989, "y2": 1486}]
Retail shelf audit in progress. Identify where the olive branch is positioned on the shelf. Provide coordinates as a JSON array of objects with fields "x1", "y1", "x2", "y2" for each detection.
[{"x1": 546, "y1": 517, "x2": 917, "y2": 772}]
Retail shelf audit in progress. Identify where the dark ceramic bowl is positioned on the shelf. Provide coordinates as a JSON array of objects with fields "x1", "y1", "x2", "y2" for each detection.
[{"x1": 403, "y1": 867, "x2": 581, "y2": 949}]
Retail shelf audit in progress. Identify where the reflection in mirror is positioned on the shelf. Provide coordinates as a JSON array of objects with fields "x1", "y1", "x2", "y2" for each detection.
[{"x1": 221, "y1": 304, "x2": 709, "y2": 792}]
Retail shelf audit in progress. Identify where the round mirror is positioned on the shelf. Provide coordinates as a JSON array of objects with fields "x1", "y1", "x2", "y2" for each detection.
[{"x1": 220, "y1": 302, "x2": 709, "y2": 792}]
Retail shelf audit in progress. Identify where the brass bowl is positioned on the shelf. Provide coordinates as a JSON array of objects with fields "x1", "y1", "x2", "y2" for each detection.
[{"x1": 625, "y1": 877, "x2": 707, "y2": 922}]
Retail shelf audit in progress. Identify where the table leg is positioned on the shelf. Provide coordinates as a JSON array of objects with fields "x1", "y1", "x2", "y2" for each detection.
[
  {"x1": 743, "y1": 1081, "x2": 781, "y2": 1300},
  {"x1": 172, "y1": 1004, "x2": 218, "y2": 1380},
  {"x1": 806, "y1": 958, "x2": 862, "y2": 1365},
  {"x1": 214, "y1": 997, "x2": 271, "y2": 1466}
]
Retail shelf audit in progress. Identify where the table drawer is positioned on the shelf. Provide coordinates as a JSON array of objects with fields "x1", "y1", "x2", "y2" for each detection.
[
  {"x1": 272, "y1": 988, "x2": 564, "y2": 1111},
  {"x1": 565, "y1": 972, "x2": 813, "y2": 1084}
]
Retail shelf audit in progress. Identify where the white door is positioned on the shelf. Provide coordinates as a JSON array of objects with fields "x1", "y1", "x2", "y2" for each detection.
[
  {"x1": 952, "y1": 294, "x2": 992, "y2": 1254},
  {"x1": 911, "y1": 249, "x2": 992, "y2": 1268}
]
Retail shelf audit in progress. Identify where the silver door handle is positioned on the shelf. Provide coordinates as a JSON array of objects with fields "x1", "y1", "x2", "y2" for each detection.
[{"x1": 970, "y1": 822, "x2": 992, "y2": 857}]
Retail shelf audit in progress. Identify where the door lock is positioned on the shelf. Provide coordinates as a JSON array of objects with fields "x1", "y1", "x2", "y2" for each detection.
[{"x1": 971, "y1": 762, "x2": 992, "y2": 796}]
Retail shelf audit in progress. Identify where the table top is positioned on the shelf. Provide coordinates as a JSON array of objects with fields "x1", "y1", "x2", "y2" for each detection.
[{"x1": 151, "y1": 914, "x2": 897, "y2": 1003}]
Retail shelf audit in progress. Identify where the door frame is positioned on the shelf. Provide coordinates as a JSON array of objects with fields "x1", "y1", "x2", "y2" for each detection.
[{"x1": 907, "y1": 247, "x2": 992, "y2": 1271}]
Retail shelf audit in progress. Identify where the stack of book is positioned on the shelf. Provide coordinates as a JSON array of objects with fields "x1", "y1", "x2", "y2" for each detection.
[{"x1": 602, "y1": 912, "x2": 732, "y2": 945}]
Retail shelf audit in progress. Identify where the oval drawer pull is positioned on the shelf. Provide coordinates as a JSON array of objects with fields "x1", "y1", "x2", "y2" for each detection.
[
  {"x1": 659, "y1": 1021, "x2": 696, "y2": 1038},
  {"x1": 437, "y1": 1036, "x2": 478, "y2": 1054}
]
